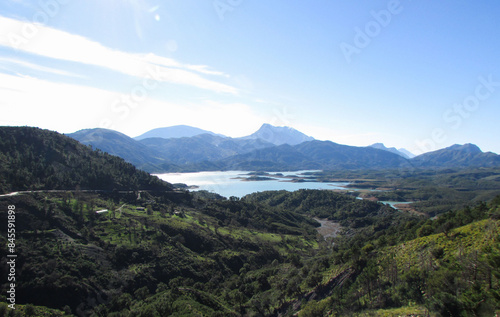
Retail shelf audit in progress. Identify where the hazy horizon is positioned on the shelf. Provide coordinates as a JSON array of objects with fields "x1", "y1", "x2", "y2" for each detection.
[{"x1": 59, "y1": 123, "x2": 500, "y2": 156}]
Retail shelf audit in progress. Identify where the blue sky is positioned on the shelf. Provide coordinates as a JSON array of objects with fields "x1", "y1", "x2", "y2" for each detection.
[{"x1": 1, "y1": 0, "x2": 499, "y2": 155}]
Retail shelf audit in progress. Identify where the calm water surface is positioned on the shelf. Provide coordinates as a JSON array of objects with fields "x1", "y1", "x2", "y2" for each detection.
[{"x1": 155, "y1": 170, "x2": 349, "y2": 198}]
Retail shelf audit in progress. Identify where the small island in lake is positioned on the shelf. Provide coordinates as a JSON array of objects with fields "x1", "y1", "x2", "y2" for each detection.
[{"x1": 241, "y1": 176, "x2": 276, "y2": 181}]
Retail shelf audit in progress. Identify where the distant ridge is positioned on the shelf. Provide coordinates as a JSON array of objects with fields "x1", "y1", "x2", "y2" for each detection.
[
  {"x1": 134, "y1": 125, "x2": 225, "y2": 140},
  {"x1": 397, "y1": 148, "x2": 416, "y2": 159},
  {"x1": 138, "y1": 133, "x2": 275, "y2": 165},
  {"x1": 218, "y1": 140, "x2": 413, "y2": 171},
  {"x1": 412, "y1": 143, "x2": 500, "y2": 168},
  {"x1": 241, "y1": 123, "x2": 315, "y2": 145},
  {"x1": 369, "y1": 143, "x2": 414, "y2": 159}
]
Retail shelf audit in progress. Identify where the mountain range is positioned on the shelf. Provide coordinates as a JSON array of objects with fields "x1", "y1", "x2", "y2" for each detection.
[{"x1": 68, "y1": 124, "x2": 500, "y2": 172}]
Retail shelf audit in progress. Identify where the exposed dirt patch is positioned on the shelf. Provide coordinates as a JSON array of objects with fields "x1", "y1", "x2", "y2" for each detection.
[{"x1": 314, "y1": 218, "x2": 342, "y2": 239}]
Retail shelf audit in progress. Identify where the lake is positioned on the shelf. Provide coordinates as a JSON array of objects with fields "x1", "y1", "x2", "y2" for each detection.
[{"x1": 155, "y1": 170, "x2": 350, "y2": 198}]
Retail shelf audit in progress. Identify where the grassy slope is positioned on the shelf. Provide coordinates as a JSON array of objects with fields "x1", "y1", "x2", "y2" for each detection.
[
  {"x1": 375, "y1": 218, "x2": 500, "y2": 316},
  {"x1": 300, "y1": 218, "x2": 500, "y2": 316}
]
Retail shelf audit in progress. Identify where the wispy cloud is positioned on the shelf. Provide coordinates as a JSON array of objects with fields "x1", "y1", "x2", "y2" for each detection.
[
  {"x1": 0, "y1": 57, "x2": 85, "y2": 78},
  {"x1": 0, "y1": 16, "x2": 237, "y2": 94},
  {"x1": 141, "y1": 54, "x2": 229, "y2": 77}
]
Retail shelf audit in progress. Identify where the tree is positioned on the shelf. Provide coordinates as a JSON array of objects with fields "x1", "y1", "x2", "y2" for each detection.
[
  {"x1": 230, "y1": 290, "x2": 245, "y2": 315},
  {"x1": 134, "y1": 286, "x2": 150, "y2": 301},
  {"x1": 24, "y1": 304, "x2": 35, "y2": 316}
]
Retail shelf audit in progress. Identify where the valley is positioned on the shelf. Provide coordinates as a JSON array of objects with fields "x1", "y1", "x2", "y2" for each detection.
[{"x1": 1, "y1": 126, "x2": 499, "y2": 316}]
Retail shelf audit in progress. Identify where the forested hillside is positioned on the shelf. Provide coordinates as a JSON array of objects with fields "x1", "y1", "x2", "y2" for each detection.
[
  {"x1": 0, "y1": 127, "x2": 172, "y2": 194},
  {"x1": 1, "y1": 188, "x2": 498, "y2": 316}
]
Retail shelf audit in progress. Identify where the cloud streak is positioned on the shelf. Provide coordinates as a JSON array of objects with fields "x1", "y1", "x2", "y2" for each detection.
[
  {"x1": 0, "y1": 56, "x2": 85, "y2": 78},
  {"x1": 0, "y1": 16, "x2": 237, "y2": 94}
]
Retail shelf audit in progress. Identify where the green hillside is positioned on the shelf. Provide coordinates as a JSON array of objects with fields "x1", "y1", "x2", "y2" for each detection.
[{"x1": 1, "y1": 189, "x2": 499, "y2": 316}]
